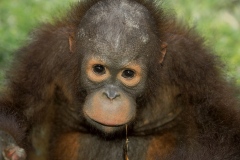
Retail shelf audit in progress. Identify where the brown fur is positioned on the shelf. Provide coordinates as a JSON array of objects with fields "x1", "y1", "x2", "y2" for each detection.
[
  {"x1": 146, "y1": 133, "x2": 176, "y2": 159},
  {"x1": 0, "y1": 0, "x2": 240, "y2": 160},
  {"x1": 52, "y1": 133, "x2": 80, "y2": 160}
]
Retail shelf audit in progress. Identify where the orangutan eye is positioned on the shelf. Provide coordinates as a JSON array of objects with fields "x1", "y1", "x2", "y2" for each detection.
[
  {"x1": 93, "y1": 64, "x2": 106, "y2": 75},
  {"x1": 122, "y1": 69, "x2": 135, "y2": 79}
]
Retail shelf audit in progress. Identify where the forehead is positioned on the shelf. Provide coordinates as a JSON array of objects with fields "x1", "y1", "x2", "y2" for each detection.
[{"x1": 78, "y1": 0, "x2": 158, "y2": 59}]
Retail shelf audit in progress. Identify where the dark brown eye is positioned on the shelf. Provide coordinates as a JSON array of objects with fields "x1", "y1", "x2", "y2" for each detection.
[
  {"x1": 122, "y1": 69, "x2": 135, "y2": 79},
  {"x1": 93, "y1": 64, "x2": 105, "y2": 75}
]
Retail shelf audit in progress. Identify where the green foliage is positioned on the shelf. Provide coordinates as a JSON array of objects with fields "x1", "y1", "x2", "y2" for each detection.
[
  {"x1": 0, "y1": 0, "x2": 77, "y2": 88},
  {"x1": 0, "y1": 0, "x2": 239, "y2": 88},
  {"x1": 164, "y1": 0, "x2": 240, "y2": 84}
]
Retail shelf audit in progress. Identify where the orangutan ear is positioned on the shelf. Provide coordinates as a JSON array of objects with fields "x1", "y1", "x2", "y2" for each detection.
[
  {"x1": 159, "y1": 42, "x2": 167, "y2": 64},
  {"x1": 69, "y1": 32, "x2": 76, "y2": 53}
]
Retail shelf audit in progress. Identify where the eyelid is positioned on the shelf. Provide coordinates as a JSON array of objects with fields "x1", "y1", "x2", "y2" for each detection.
[
  {"x1": 121, "y1": 69, "x2": 136, "y2": 79},
  {"x1": 118, "y1": 64, "x2": 142, "y2": 87},
  {"x1": 86, "y1": 59, "x2": 110, "y2": 82},
  {"x1": 92, "y1": 64, "x2": 106, "y2": 75}
]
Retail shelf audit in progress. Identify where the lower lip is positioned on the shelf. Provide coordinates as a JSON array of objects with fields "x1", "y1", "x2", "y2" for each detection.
[{"x1": 84, "y1": 112, "x2": 126, "y2": 127}]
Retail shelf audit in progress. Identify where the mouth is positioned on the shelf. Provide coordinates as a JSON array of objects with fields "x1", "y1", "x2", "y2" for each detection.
[
  {"x1": 90, "y1": 117, "x2": 125, "y2": 127},
  {"x1": 84, "y1": 112, "x2": 127, "y2": 133},
  {"x1": 83, "y1": 110, "x2": 129, "y2": 126}
]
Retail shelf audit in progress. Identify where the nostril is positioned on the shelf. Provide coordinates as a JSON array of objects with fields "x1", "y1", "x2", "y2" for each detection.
[{"x1": 103, "y1": 90, "x2": 120, "y2": 100}]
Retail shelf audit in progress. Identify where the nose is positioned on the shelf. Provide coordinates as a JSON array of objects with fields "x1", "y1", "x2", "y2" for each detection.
[{"x1": 103, "y1": 86, "x2": 120, "y2": 100}]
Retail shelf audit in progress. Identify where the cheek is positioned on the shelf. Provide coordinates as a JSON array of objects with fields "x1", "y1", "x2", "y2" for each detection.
[
  {"x1": 128, "y1": 78, "x2": 147, "y2": 97},
  {"x1": 83, "y1": 91, "x2": 136, "y2": 127}
]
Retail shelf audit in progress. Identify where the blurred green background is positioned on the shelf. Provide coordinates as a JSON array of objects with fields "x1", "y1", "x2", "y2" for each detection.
[{"x1": 0, "y1": 0, "x2": 239, "y2": 89}]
